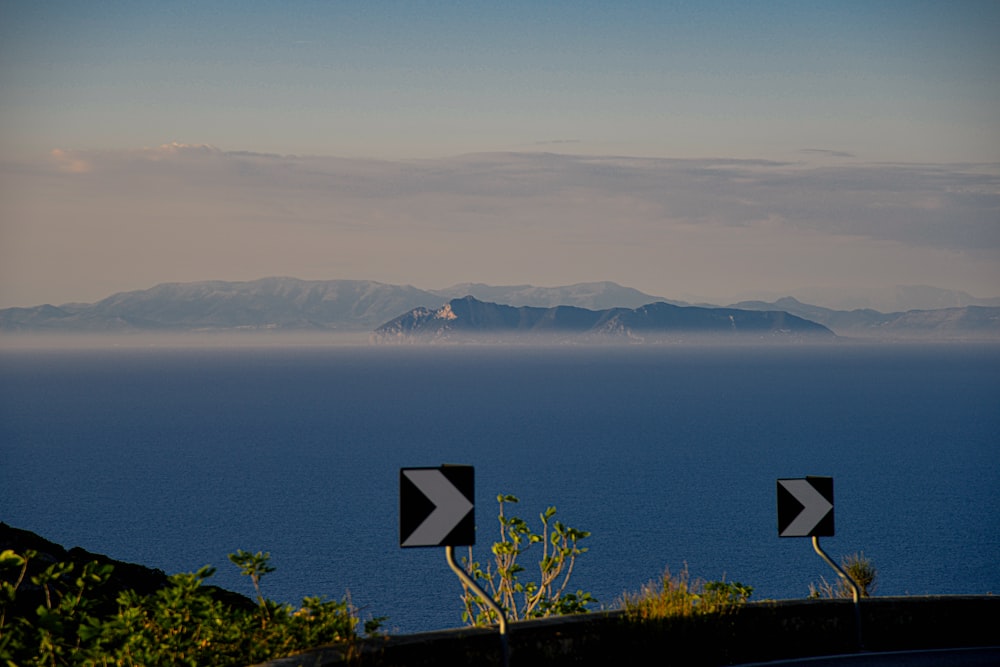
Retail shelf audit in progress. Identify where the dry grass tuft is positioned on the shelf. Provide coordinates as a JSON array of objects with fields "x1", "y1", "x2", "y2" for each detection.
[{"x1": 619, "y1": 565, "x2": 752, "y2": 621}]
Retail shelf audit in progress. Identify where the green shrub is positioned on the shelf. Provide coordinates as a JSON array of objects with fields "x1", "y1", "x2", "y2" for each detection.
[{"x1": 0, "y1": 547, "x2": 381, "y2": 666}]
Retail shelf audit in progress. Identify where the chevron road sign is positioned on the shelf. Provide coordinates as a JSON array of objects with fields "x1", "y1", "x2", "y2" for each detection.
[
  {"x1": 777, "y1": 476, "x2": 834, "y2": 537},
  {"x1": 400, "y1": 465, "x2": 475, "y2": 548}
]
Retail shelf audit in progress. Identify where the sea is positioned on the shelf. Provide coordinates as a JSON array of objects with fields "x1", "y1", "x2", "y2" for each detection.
[{"x1": 1, "y1": 341, "x2": 998, "y2": 635}]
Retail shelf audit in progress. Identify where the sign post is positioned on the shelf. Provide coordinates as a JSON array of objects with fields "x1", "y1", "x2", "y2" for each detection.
[
  {"x1": 777, "y1": 476, "x2": 863, "y2": 649},
  {"x1": 400, "y1": 465, "x2": 508, "y2": 666}
]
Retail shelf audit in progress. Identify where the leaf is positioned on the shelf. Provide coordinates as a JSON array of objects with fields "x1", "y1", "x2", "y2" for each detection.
[{"x1": 0, "y1": 551, "x2": 25, "y2": 569}]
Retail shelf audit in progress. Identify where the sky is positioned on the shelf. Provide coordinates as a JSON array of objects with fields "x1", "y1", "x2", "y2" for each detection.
[{"x1": 1, "y1": 0, "x2": 998, "y2": 309}]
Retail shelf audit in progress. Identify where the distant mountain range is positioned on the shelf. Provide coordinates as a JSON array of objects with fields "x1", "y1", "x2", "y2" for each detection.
[
  {"x1": 735, "y1": 285, "x2": 1000, "y2": 313},
  {"x1": 728, "y1": 296, "x2": 1000, "y2": 340},
  {"x1": 0, "y1": 278, "x2": 433, "y2": 333},
  {"x1": 1, "y1": 277, "x2": 998, "y2": 341},
  {"x1": 372, "y1": 296, "x2": 834, "y2": 343}
]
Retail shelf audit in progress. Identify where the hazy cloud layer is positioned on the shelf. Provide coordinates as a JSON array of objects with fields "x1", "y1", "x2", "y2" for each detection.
[{"x1": 1, "y1": 144, "x2": 997, "y2": 308}]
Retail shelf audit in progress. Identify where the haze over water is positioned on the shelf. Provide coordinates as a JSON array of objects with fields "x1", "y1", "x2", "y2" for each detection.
[{"x1": 2, "y1": 343, "x2": 997, "y2": 634}]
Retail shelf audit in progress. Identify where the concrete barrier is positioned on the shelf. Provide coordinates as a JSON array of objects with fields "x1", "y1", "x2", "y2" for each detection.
[{"x1": 255, "y1": 596, "x2": 999, "y2": 667}]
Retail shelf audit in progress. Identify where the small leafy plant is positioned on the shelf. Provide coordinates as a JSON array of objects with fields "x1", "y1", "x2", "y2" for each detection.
[
  {"x1": 460, "y1": 494, "x2": 595, "y2": 625},
  {"x1": 228, "y1": 549, "x2": 276, "y2": 609}
]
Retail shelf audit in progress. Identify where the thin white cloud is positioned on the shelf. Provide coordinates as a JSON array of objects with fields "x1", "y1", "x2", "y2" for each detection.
[
  {"x1": 49, "y1": 149, "x2": 92, "y2": 173},
  {"x1": 29, "y1": 148, "x2": 1000, "y2": 248},
  {"x1": 799, "y1": 148, "x2": 857, "y2": 159},
  {"x1": 2, "y1": 147, "x2": 997, "y2": 307},
  {"x1": 533, "y1": 139, "x2": 582, "y2": 146}
]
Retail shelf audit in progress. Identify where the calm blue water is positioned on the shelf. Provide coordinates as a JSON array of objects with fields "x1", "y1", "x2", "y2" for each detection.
[{"x1": 1, "y1": 343, "x2": 998, "y2": 634}]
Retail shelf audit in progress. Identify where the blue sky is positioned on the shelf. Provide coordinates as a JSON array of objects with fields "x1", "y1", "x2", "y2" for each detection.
[{"x1": 1, "y1": 1, "x2": 998, "y2": 308}]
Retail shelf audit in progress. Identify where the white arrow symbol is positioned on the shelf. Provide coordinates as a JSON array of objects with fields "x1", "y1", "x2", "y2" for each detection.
[
  {"x1": 402, "y1": 469, "x2": 474, "y2": 547},
  {"x1": 779, "y1": 479, "x2": 833, "y2": 537}
]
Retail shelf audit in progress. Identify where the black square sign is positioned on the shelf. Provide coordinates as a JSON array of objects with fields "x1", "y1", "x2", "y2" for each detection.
[
  {"x1": 400, "y1": 465, "x2": 475, "y2": 547},
  {"x1": 777, "y1": 476, "x2": 834, "y2": 537}
]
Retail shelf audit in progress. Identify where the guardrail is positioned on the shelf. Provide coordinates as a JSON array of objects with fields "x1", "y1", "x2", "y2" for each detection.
[{"x1": 255, "y1": 595, "x2": 999, "y2": 667}]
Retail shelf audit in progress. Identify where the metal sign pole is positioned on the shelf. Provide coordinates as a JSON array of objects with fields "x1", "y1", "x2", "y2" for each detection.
[
  {"x1": 446, "y1": 545, "x2": 509, "y2": 667},
  {"x1": 812, "y1": 536, "x2": 863, "y2": 650}
]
